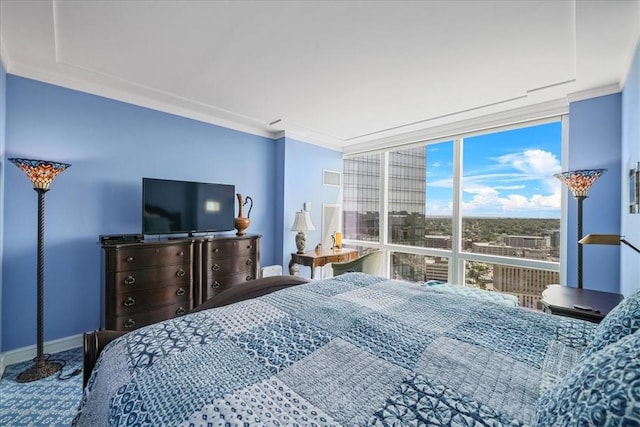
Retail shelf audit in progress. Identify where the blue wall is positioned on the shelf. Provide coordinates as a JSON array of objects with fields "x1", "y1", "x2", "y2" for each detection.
[
  {"x1": 280, "y1": 137, "x2": 342, "y2": 278},
  {"x1": 0, "y1": 59, "x2": 6, "y2": 354},
  {"x1": 621, "y1": 42, "x2": 640, "y2": 297},
  {"x1": 1, "y1": 76, "x2": 341, "y2": 351},
  {"x1": 567, "y1": 94, "x2": 622, "y2": 293}
]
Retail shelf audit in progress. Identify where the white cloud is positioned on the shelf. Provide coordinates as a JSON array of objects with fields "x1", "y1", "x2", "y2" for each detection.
[{"x1": 426, "y1": 149, "x2": 562, "y2": 216}]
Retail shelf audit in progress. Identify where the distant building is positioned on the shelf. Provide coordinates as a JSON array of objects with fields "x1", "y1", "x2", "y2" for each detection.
[
  {"x1": 344, "y1": 147, "x2": 426, "y2": 240},
  {"x1": 424, "y1": 235, "x2": 451, "y2": 249},
  {"x1": 503, "y1": 235, "x2": 548, "y2": 248},
  {"x1": 392, "y1": 253, "x2": 449, "y2": 282},
  {"x1": 492, "y1": 264, "x2": 559, "y2": 309},
  {"x1": 472, "y1": 242, "x2": 518, "y2": 257}
]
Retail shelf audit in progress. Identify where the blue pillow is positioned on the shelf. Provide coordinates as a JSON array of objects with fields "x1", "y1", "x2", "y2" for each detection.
[
  {"x1": 535, "y1": 330, "x2": 640, "y2": 426},
  {"x1": 581, "y1": 289, "x2": 640, "y2": 361}
]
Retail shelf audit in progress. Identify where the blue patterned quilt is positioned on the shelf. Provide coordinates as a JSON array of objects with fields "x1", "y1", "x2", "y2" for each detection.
[{"x1": 74, "y1": 273, "x2": 596, "y2": 426}]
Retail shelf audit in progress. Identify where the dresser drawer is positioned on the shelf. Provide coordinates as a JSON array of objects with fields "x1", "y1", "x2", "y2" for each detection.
[
  {"x1": 107, "y1": 284, "x2": 191, "y2": 317},
  {"x1": 105, "y1": 243, "x2": 193, "y2": 272},
  {"x1": 205, "y1": 256, "x2": 256, "y2": 277},
  {"x1": 107, "y1": 264, "x2": 192, "y2": 293},
  {"x1": 203, "y1": 271, "x2": 257, "y2": 301},
  {"x1": 203, "y1": 239, "x2": 257, "y2": 259},
  {"x1": 107, "y1": 303, "x2": 190, "y2": 331}
]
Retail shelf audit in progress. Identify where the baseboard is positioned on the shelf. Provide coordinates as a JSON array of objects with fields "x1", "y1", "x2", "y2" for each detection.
[{"x1": 0, "y1": 334, "x2": 83, "y2": 377}]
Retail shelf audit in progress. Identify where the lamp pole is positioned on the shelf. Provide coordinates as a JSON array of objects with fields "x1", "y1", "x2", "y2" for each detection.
[{"x1": 576, "y1": 195, "x2": 585, "y2": 289}]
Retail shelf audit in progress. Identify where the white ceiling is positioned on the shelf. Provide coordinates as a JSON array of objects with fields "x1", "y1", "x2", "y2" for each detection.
[{"x1": 1, "y1": 1, "x2": 639, "y2": 151}]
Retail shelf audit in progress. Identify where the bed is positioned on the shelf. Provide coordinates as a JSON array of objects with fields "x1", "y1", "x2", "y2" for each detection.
[{"x1": 74, "y1": 273, "x2": 640, "y2": 426}]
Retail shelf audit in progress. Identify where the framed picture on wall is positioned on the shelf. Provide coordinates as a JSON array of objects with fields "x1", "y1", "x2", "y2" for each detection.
[{"x1": 630, "y1": 162, "x2": 640, "y2": 214}]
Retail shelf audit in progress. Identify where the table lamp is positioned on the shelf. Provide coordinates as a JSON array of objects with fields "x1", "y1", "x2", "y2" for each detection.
[{"x1": 291, "y1": 210, "x2": 315, "y2": 253}]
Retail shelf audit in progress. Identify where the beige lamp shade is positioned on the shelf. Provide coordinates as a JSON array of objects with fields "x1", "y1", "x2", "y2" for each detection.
[
  {"x1": 579, "y1": 233, "x2": 640, "y2": 253},
  {"x1": 578, "y1": 234, "x2": 622, "y2": 245},
  {"x1": 291, "y1": 211, "x2": 316, "y2": 231}
]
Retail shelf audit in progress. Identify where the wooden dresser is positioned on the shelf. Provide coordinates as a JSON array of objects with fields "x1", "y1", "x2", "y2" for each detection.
[
  {"x1": 101, "y1": 234, "x2": 261, "y2": 331},
  {"x1": 199, "y1": 235, "x2": 260, "y2": 305}
]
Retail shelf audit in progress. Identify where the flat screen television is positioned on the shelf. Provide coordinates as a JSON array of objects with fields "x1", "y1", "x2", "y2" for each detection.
[{"x1": 142, "y1": 178, "x2": 235, "y2": 235}]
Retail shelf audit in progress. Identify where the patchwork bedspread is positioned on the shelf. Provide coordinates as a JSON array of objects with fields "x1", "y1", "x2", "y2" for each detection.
[{"x1": 74, "y1": 273, "x2": 596, "y2": 426}]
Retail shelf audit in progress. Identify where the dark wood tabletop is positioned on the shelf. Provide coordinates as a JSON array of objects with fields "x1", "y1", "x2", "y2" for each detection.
[{"x1": 541, "y1": 284, "x2": 624, "y2": 323}]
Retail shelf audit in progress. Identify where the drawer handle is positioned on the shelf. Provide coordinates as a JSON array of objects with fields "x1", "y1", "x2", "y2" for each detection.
[
  {"x1": 211, "y1": 264, "x2": 221, "y2": 271},
  {"x1": 246, "y1": 259, "x2": 254, "y2": 266},
  {"x1": 213, "y1": 248, "x2": 219, "y2": 253},
  {"x1": 212, "y1": 281, "x2": 220, "y2": 289},
  {"x1": 247, "y1": 244, "x2": 252, "y2": 249},
  {"x1": 246, "y1": 275, "x2": 253, "y2": 281},
  {"x1": 176, "y1": 268, "x2": 186, "y2": 277},
  {"x1": 124, "y1": 319, "x2": 135, "y2": 329},
  {"x1": 178, "y1": 251, "x2": 184, "y2": 256},
  {"x1": 123, "y1": 297, "x2": 135, "y2": 307},
  {"x1": 176, "y1": 307, "x2": 186, "y2": 315},
  {"x1": 126, "y1": 256, "x2": 134, "y2": 262},
  {"x1": 176, "y1": 287, "x2": 186, "y2": 296},
  {"x1": 124, "y1": 275, "x2": 136, "y2": 285}
]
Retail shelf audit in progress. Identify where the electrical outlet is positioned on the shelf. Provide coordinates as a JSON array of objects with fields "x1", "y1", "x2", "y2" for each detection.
[{"x1": 304, "y1": 202, "x2": 311, "y2": 211}]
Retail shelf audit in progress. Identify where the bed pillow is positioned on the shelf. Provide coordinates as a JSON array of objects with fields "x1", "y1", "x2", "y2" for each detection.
[
  {"x1": 535, "y1": 329, "x2": 640, "y2": 426},
  {"x1": 422, "y1": 281, "x2": 519, "y2": 307},
  {"x1": 580, "y1": 289, "x2": 640, "y2": 361}
]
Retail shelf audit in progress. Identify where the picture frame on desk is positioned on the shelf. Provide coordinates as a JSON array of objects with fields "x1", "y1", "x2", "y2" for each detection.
[{"x1": 630, "y1": 161, "x2": 640, "y2": 214}]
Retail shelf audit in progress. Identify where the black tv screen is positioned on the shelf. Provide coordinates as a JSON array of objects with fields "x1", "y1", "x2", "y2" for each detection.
[{"x1": 142, "y1": 178, "x2": 235, "y2": 235}]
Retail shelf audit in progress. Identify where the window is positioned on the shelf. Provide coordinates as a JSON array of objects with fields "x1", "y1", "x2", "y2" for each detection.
[{"x1": 343, "y1": 120, "x2": 562, "y2": 310}]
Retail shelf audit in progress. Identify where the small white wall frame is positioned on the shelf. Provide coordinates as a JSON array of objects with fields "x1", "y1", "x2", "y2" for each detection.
[
  {"x1": 323, "y1": 169, "x2": 341, "y2": 187},
  {"x1": 322, "y1": 204, "x2": 341, "y2": 249}
]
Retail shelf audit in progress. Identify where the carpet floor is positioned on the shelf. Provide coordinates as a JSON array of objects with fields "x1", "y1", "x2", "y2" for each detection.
[{"x1": 0, "y1": 348, "x2": 83, "y2": 426}]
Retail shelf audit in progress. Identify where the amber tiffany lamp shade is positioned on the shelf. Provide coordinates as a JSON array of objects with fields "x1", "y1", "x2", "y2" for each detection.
[
  {"x1": 9, "y1": 158, "x2": 71, "y2": 382},
  {"x1": 554, "y1": 169, "x2": 605, "y2": 289}
]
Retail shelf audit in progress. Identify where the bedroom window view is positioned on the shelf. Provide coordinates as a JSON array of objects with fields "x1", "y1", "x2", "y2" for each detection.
[{"x1": 343, "y1": 120, "x2": 562, "y2": 310}]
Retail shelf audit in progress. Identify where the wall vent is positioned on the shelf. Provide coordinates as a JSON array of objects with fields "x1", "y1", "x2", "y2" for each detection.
[{"x1": 323, "y1": 169, "x2": 341, "y2": 187}]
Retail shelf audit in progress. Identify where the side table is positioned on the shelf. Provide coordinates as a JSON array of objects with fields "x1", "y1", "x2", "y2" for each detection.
[
  {"x1": 289, "y1": 248, "x2": 358, "y2": 279},
  {"x1": 541, "y1": 284, "x2": 624, "y2": 323}
]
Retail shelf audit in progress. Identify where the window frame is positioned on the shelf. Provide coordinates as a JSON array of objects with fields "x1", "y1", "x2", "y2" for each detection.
[{"x1": 342, "y1": 115, "x2": 568, "y2": 289}]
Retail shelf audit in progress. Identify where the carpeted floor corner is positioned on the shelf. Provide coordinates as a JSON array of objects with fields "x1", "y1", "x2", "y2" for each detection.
[{"x1": 0, "y1": 348, "x2": 83, "y2": 426}]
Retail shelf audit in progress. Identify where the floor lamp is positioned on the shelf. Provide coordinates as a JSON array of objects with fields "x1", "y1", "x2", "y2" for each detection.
[
  {"x1": 9, "y1": 158, "x2": 71, "y2": 383},
  {"x1": 554, "y1": 169, "x2": 605, "y2": 289}
]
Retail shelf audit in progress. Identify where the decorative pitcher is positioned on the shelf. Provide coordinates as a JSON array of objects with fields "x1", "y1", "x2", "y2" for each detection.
[{"x1": 235, "y1": 193, "x2": 253, "y2": 236}]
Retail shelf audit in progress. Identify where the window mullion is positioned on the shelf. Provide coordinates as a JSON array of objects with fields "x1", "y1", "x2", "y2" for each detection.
[
  {"x1": 380, "y1": 151, "x2": 390, "y2": 276},
  {"x1": 451, "y1": 137, "x2": 463, "y2": 284}
]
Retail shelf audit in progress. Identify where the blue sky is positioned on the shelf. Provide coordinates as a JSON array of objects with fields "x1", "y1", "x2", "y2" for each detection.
[{"x1": 426, "y1": 121, "x2": 562, "y2": 218}]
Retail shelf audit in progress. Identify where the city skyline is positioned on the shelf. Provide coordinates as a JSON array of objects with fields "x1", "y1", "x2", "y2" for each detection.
[{"x1": 425, "y1": 121, "x2": 562, "y2": 218}]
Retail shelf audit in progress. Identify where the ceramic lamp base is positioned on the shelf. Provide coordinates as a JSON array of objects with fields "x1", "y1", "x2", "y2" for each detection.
[{"x1": 295, "y1": 231, "x2": 307, "y2": 253}]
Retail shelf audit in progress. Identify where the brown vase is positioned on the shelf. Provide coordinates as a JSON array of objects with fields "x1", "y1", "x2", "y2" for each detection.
[{"x1": 235, "y1": 193, "x2": 253, "y2": 236}]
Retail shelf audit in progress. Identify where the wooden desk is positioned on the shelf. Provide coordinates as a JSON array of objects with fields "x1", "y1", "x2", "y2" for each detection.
[
  {"x1": 541, "y1": 284, "x2": 624, "y2": 323},
  {"x1": 289, "y1": 248, "x2": 358, "y2": 279}
]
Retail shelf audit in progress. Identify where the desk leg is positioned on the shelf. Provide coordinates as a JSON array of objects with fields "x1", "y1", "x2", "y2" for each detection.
[
  {"x1": 310, "y1": 264, "x2": 315, "y2": 279},
  {"x1": 288, "y1": 258, "x2": 296, "y2": 275}
]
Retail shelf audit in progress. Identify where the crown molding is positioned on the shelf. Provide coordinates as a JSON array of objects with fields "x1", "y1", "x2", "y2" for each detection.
[
  {"x1": 344, "y1": 98, "x2": 569, "y2": 155},
  {"x1": 8, "y1": 62, "x2": 278, "y2": 141},
  {"x1": 566, "y1": 83, "x2": 622, "y2": 103},
  {"x1": 0, "y1": 34, "x2": 10, "y2": 71},
  {"x1": 273, "y1": 128, "x2": 344, "y2": 152}
]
